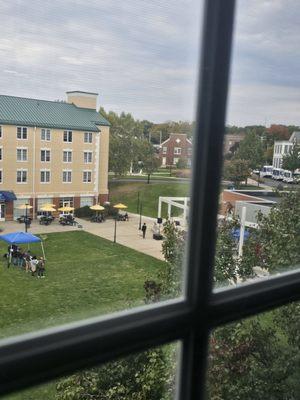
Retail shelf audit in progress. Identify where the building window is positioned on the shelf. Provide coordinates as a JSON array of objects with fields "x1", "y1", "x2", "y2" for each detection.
[
  {"x1": 41, "y1": 149, "x2": 51, "y2": 162},
  {"x1": 63, "y1": 150, "x2": 72, "y2": 163},
  {"x1": 83, "y1": 170, "x2": 92, "y2": 183},
  {"x1": 84, "y1": 132, "x2": 93, "y2": 143},
  {"x1": 187, "y1": 148, "x2": 192, "y2": 156},
  {"x1": 0, "y1": 169, "x2": 2, "y2": 183},
  {"x1": 174, "y1": 147, "x2": 181, "y2": 155},
  {"x1": 17, "y1": 126, "x2": 28, "y2": 140},
  {"x1": 62, "y1": 170, "x2": 72, "y2": 183},
  {"x1": 0, "y1": 126, "x2": 2, "y2": 138},
  {"x1": 63, "y1": 131, "x2": 73, "y2": 142},
  {"x1": 84, "y1": 151, "x2": 93, "y2": 163},
  {"x1": 17, "y1": 148, "x2": 27, "y2": 161},
  {"x1": 162, "y1": 146, "x2": 167, "y2": 154},
  {"x1": 40, "y1": 170, "x2": 50, "y2": 183},
  {"x1": 173, "y1": 157, "x2": 179, "y2": 165},
  {"x1": 16, "y1": 169, "x2": 27, "y2": 183},
  {"x1": 80, "y1": 196, "x2": 93, "y2": 207},
  {"x1": 41, "y1": 129, "x2": 51, "y2": 141},
  {"x1": 0, "y1": 147, "x2": 2, "y2": 161}
]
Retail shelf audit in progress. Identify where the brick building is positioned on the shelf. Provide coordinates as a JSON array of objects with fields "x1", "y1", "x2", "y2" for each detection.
[{"x1": 159, "y1": 133, "x2": 192, "y2": 167}]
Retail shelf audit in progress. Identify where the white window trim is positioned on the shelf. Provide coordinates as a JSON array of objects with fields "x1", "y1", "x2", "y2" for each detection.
[
  {"x1": 40, "y1": 169, "x2": 51, "y2": 184},
  {"x1": 84, "y1": 151, "x2": 93, "y2": 164},
  {"x1": 16, "y1": 169, "x2": 28, "y2": 184},
  {"x1": 83, "y1": 170, "x2": 92, "y2": 183},
  {"x1": 162, "y1": 146, "x2": 167, "y2": 154},
  {"x1": 84, "y1": 132, "x2": 93, "y2": 143},
  {"x1": 174, "y1": 147, "x2": 182, "y2": 155},
  {"x1": 41, "y1": 128, "x2": 51, "y2": 142},
  {"x1": 41, "y1": 148, "x2": 51, "y2": 162},
  {"x1": 17, "y1": 126, "x2": 28, "y2": 140},
  {"x1": 16, "y1": 147, "x2": 28, "y2": 162},
  {"x1": 63, "y1": 149, "x2": 73, "y2": 163},
  {"x1": 62, "y1": 169, "x2": 72, "y2": 183},
  {"x1": 63, "y1": 130, "x2": 73, "y2": 143}
]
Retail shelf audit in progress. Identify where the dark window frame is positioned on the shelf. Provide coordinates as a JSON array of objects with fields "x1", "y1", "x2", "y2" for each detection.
[{"x1": 0, "y1": 1, "x2": 299, "y2": 398}]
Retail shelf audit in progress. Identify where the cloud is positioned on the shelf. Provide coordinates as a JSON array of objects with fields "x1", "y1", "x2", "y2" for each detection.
[{"x1": 1, "y1": 0, "x2": 300, "y2": 125}]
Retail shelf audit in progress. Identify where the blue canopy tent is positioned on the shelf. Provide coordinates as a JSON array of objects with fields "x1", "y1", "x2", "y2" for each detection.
[
  {"x1": 0, "y1": 232, "x2": 45, "y2": 260},
  {"x1": 231, "y1": 228, "x2": 250, "y2": 240}
]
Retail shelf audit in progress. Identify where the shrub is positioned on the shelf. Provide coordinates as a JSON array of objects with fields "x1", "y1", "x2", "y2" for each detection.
[
  {"x1": 74, "y1": 206, "x2": 94, "y2": 218},
  {"x1": 176, "y1": 158, "x2": 187, "y2": 169}
]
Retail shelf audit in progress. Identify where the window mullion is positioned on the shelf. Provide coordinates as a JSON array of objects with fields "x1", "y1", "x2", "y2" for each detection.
[{"x1": 178, "y1": 1, "x2": 236, "y2": 399}]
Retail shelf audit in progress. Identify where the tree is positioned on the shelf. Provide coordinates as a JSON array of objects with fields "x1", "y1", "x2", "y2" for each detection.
[
  {"x1": 282, "y1": 144, "x2": 300, "y2": 173},
  {"x1": 109, "y1": 135, "x2": 135, "y2": 176},
  {"x1": 223, "y1": 159, "x2": 250, "y2": 188},
  {"x1": 137, "y1": 141, "x2": 160, "y2": 183},
  {"x1": 234, "y1": 130, "x2": 264, "y2": 171}
]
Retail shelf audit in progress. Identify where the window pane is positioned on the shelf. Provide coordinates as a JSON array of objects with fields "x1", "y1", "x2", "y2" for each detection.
[
  {"x1": 3, "y1": 342, "x2": 180, "y2": 400},
  {"x1": 207, "y1": 302, "x2": 300, "y2": 399},
  {"x1": 215, "y1": 0, "x2": 300, "y2": 288},
  {"x1": 0, "y1": 0, "x2": 201, "y2": 338}
]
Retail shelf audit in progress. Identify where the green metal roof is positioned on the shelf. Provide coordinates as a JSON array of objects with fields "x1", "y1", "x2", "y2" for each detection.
[{"x1": 0, "y1": 94, "x2": 110, "y2": 132}]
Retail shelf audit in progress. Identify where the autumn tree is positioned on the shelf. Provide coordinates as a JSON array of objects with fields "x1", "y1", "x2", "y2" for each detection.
[
  {"x1": 234, "y1": 130, "x2": 264, "y2": 171},
  {"x1": 223, "y1": 159, "x2": 250, "y2": 187}
]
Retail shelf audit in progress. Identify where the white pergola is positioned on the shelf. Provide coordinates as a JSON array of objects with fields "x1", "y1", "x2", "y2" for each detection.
[{"x1": 157, "y1": 196, "x2": 190, "y2": 224}]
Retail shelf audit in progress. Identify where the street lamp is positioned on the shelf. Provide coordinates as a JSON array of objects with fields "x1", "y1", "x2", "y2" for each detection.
[{"x1": 138, "y1": 202, "x2": 143, "y2": 230}]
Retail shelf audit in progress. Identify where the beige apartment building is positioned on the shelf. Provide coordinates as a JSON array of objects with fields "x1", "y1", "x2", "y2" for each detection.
[{"x1": 0, "y1": 91, "x2": 110, "y2": 220}]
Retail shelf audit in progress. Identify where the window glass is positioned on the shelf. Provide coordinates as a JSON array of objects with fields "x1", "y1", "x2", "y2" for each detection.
[
  {"x1": 17, "y1": 148, "x2": 27, "y2": 161},
  {"x1": 207, "y1": 302, "x2": 300, "y2": 400},
  {"x1": 0, "y1": 0, "x2": 201, "y2": 340},
  {"x1": 216, "y1": 0, "x2": 300, "y2": 288}
]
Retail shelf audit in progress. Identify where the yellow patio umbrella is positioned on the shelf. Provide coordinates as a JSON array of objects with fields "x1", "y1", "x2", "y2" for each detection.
[
  {"x1": 58, "y1": 206, "x2": 75, "y2": 212},
  {"x1": 113, "y1": 203, "x2": 127, "y2": 243},
  {"x1": 42, "y1": 203, "x2": 56, "y2": 208},
  {"x1": 40, "y1": 205, "x2": 56, "y2": 212},
  {"x1": 113, "y1": 203, "x2": 128, "y2": 210},
  {"x1": 90, "y1": 204, "x2": 105, "y2": 211},
  {"x1": 18, "y1": 204, "x2": 33, "y2": 210}
]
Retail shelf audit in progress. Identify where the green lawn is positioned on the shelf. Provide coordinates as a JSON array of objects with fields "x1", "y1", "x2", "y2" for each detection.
[
  {"x1": 1, "y1": 230, "x2": 165, "y2": 399},
  {"x1": 109, "y1": 181, "x2": 190, "y2": 218}
]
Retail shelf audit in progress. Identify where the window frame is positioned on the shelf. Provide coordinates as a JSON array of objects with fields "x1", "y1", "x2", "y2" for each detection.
[
  {"x1": 84, "y1": 132, "x2": 93, "y2": 143},
  {"x1": 16, "y1": 169, "x2": 28, "y2": 184},
  {"x1": 63, "y1": 130, "x2": 73, "y2": 143},
  {"x1": 40, "y1": 149, "x2": 51, "y2": 162},
  {"x1": 84, "y1": 151, "x2": 93, "y2": 164},
  {"x1": 40, "y1": 169, "x2": 51, "y2": 184},
  {"x1": 0, "y1": 2, "x2": 299, "y2": 399},
  {"x1": 62, "y1": 169, "x2": 72, "y2": 183},
  {"x1": 83, "y1": 170, "x2": 92, "y2": 183},
  {"x1": 41, "y1": 128, "x2": 51, "y2": 141},
  {"x1": 16, "y1": 147, "x2": 28, "y2": 162},
  {"x1": 17, "y1": 126, "x2": 28, "y2": 140},
  {"x1": 0, "y1": 126, "x2": 2, "y2": 138},
  {"x1": 174, "y1": 147, "x2": 182, "y2": 155},
  {"x1": 63, "y1": 150, "x2": 72, "y2": 163}
]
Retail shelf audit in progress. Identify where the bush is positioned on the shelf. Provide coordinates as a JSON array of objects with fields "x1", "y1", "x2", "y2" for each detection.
[
  {"x1": 176, "y1": 158, "x2": 187, "y2": 169},
  {"x1": 171, "y1": 169, "x2": 191, "y2": 178},
  {"x1": 74, "y1": 206, "x2": 94, "y2": 218}
]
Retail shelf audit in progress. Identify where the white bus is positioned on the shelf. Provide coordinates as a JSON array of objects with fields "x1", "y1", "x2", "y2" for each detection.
[
  {"x1": 272, "y1": 168, "x2": 284, "y2": 180},
  {"x1": 282, "y1": 170, "x2": 293, "y2": 183},
  {"x1": 260, "y1": 165, "x2": 273, "y2": 178}
]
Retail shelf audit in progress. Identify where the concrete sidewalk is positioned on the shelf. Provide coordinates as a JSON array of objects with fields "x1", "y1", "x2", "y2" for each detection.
[{"x1": 0, "y1": 214, "x2": 165, "y2": 261}]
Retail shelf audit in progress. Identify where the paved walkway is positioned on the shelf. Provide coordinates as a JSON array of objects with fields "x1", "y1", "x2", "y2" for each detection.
[{"x1": 0, "y1": 214, "x2": 165, "y2": 261}]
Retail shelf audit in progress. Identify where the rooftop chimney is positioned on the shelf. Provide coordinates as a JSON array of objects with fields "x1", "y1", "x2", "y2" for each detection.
[{"x1": 66, "y1": 91, "x2": 98, "y2": 110}]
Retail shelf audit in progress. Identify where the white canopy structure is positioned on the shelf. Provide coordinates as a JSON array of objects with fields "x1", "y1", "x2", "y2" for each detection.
[{"x1": 157, "y1": 196, "x2": 190, "y2": 225}]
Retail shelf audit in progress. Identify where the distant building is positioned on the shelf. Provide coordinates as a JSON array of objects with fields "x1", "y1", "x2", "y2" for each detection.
[
  {"x1": 159, "y1": 133, "x2": 192, "y2": 167},
  {"x1": 223, "y1": 133, "x2": 245, "y2": 154},
  {"x1": 272, "y1": 131, "x2": 300, "y2": 168},
  {"x1": 0, "y1": 91, "x2": 110, "y2": 221}
]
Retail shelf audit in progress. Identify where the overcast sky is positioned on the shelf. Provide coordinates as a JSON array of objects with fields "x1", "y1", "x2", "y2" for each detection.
[{"x1": 0, "y1": 0, "x2": 300, "y2": 126}]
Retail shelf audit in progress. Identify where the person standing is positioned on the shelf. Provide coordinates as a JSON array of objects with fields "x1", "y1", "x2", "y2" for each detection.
[{"x1": 142, "y1": 223, "x2": 147, "y2": 239}]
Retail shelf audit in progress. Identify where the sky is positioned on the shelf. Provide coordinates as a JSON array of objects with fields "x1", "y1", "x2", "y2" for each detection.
[{"x1": 0, "y1": 0, "x2": 300, "y2": 126}]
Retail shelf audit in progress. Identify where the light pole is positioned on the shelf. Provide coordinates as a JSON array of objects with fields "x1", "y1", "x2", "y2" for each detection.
[
  {"x1": 139, "y1": 202, "x2": 143, "y2": 230},
  {"x1": 113, "y1": 203, "x2": 127, "y2": 244},
  {"x1": 114, "y1": 216, "x2": 117, "y2": 243}
]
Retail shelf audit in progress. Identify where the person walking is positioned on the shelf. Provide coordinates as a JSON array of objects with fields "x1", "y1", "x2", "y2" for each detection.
[{"x1": 141, "y1": 222, "x2": 147, "y2": 239}]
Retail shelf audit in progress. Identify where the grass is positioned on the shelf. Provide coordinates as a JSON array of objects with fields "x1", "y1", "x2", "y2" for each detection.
[
  {"x1": 0, "y1": 231, "x2": 164, "y2": 339},
  {"x1": 109, "y1": 181, "x2": 190, "y2": 218},
  {"x1": 0, "y1": 230, "x2": 166, "y2": 399}
]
